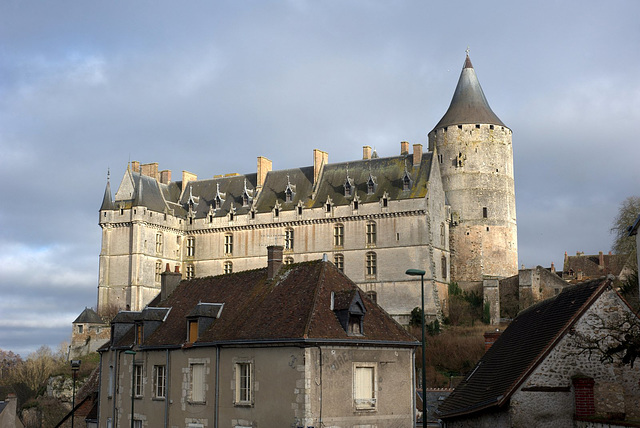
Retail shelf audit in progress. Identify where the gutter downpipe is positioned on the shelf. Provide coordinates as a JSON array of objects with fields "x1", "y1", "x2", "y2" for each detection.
[
  {"x1": 315, "y1": 345, "x2": 323, "y2": 427},
  {"x1": 97, "y1": 352, "x2": 103, "y2": 428},
  {"x1": 113, "y1": 350, "x2": 119, "y2": 428},
  {"x1": 412, "y1": 347, "x2": 416, "y2": 428},
  {"x1": 215, "y1": 346, "x2": 220, "y2": 428},
  {"x1": 164, "y1": 349, "x2": 169, "y2": 428}
]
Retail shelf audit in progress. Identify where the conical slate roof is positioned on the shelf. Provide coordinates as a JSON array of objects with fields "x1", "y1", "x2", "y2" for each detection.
[
  {"x1": 100, "y1": 175, "x2": 115, "y2": 211},
  {"x1": 73, "y1": 307, "x2": 104, "y2": 324},
  {"x1": 433, "y1": 55, "x2": 505, "y2": 130}
]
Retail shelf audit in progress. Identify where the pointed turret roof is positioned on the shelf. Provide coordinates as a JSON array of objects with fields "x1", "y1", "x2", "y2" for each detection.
[
  {"x1": 100, "y1": 172, "x2": 115, "y2": 211},
  {"x1": 433, "y1": 55, "x2": 506, "y2": 130}
]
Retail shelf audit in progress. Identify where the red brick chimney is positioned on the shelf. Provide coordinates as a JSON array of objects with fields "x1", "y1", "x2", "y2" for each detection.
[
  {"x1": 572, "y1": 377, "x2": 595, "y2": 418},
  {"x1": 267, "y1": 246, "x2": 283, "y2": 280},
  {"x1": 484, "y1": 329, "x2": 501, "y2": 351}
]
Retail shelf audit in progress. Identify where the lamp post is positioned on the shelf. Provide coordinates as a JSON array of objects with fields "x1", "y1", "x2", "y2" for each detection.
[
  {"x1": 70, "y1": 360, "x2": 81, "y2": 428},
  {"x1": 124, "y1": 350, "x2": 137, "y2": 428},
  {"x1": 406, "y1": 268, "x2": 427, "y2": 424}
]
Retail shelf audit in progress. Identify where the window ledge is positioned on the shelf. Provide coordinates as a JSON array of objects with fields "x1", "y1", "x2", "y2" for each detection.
[
  {"x1": 187, "y1": 400, "x2": 206, "y2": 405},
  {"x1": 152, "y1": 397, "x2": 166, "y2": 401}
]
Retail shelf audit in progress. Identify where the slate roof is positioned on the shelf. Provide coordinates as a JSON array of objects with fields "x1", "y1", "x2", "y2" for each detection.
[
  {"x1": 106, "y1": 151, "x2": 434, "y2": 218},
  {"x1": 108, "y1": 259, "x2": 417, "y2": 349},
  {"x1": 73, "y1": 307, "x2": 104, "y2": 324},
  {"x1": 438, "y1": 278, "x2": 611, "y2": 419},
  {"x1": 432, "y1": 55, "x2": 506, "y2": 131}
]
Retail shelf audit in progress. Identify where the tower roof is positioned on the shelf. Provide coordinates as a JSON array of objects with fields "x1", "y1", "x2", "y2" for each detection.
[
  {"x1": 432, "y1": 55, "x2": 506, "y2": 131},
  {"x1": 99, "y1": 173, "x2": 115, "y2": 211}
]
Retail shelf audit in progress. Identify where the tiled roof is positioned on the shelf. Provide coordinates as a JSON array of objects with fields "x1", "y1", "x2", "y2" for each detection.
[
  {"x1": 563, "y1": 253, "x2": 630, "y2": 278},
  {"x1": 109, "y1": 259, "x2": 417, "y2": 349},
  {"x1": 438, "y1": 278, "x2": 610, "y2": 419}
]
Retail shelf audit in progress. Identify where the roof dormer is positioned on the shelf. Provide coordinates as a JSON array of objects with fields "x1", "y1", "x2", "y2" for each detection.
[
  {"x1": 186, "y1": 303, "x2": 224, "y2": 343},
  {"x1": 332, "y1": 290, "x2": 367, "y2": 336}
]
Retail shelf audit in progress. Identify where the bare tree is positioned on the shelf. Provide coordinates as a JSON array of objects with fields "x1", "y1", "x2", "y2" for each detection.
[{"x1": 610, "y1": 196, "x2": 640, "y2": 266}]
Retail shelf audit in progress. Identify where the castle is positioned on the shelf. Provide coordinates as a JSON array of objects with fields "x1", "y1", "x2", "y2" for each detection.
[{"x1": 96, "y1": 54, "x2": 517, "y2": 324}]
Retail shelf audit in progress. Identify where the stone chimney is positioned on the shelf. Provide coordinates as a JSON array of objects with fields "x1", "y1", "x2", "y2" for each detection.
[
  {"x1": 161, "y1": 263, "x2": 182, "y2": 301},
  {"x1": 550, "y1": 262, "x2": 556, "y2": 273},
  {"x1": 160, "y1": 169, "x2": 172, "y2": 184},
  {"x1": 267, "y1": 246, "x2": 283, "y2": 280},
  {"x1": 141, "y1": 162, "x2": 159, "y2": 180},
  {"x1": 257, "y1": 156, "x2": 272, "y2": 190},
  {"x1": 363, "y1": 145, "x2": 372, "y2": 160},
  {"x1": 182, "y1": 170, "x2": 197, "y2": 185},
  {"x1": 572, "y1": 377, "x2": 595, "y2": 418},
  {"x1": 484, "y1": 329, "x2": 501, "y2": 351},
  {"x1": 131, "y1": 161, "x2": 140, "y2": 172},
  {"x1": 400, "y1": 141, "x2": 409, "y2": 155},
  {"x1": 413, "y1": 144, "x2": 423, "y2": 165},
  {"x1": 313, "y1": 149, "x2": 328, "y2": 185},
  {"x1": 598, "y1": 251, "x2": 604, "y2": 269}
]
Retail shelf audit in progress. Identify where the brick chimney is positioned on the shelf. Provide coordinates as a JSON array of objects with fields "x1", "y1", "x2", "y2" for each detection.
[
  {"x1": 267, "y1": 246, "x2": 283, "y2": 280},
  {"x1": 363, "y1": 145, "x2": 372, "y2": 160},
  {"x1": 572, "y1": 377, "x2": 595, "y2": 418},
  {"x1": 161, "y1": 263, "x2": 182, "y2": 301},
  {"x1": 313, "y1": 149, "x2": 328, "y2": 185},
  {"x1": 160, "y1": 169, "x2": 172, "y2": 184},
  {"x1": 598, "y1": 251, "x2": 604, "y2": 269},
  {"x1": 413, "y1": 144, "x2": 423, "y2": 165},
  {"x1": 550, "y1": 262, "x2": 556, "y2": 273},
  {"x1": 141, "y1": 162, "x2": 159, "y2": 180},
  {"x1": 484, "y1": 329, "x2": 501, "y2": 351},
  {"x1": 131, "y1": 161, "x2": 140, "y2": 172},
  {"x1": 257, "y1": 156, "x2": 272, "y2": 190},
  {"x1": 182, "y1": 170, "x2": 197, "y2": 185},
  {"x1": 400, "y1": 141, "x2": 409, "y2": 155}
]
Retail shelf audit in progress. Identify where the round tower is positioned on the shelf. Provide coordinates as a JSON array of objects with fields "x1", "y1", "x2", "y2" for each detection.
[{"x1": 428, "y1": 54, "x2": 517, "y2": 289}]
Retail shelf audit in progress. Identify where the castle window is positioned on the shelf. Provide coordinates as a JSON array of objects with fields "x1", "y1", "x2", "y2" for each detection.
[
  {"x1": 490, "y1": 125, "x2": 494, "y2": 130},
  {"x1": 214, "y1": 195, "x2": 223, "y2": 209},
  {"x1": 187, "y1": 236, "x2": 195, "y2": 257},
  {"x1": 120, "y1": 208, "x2": 124, "y2": 215},
  {"x1": 224, "y1": 234, "x2": 233, "y2": 255},
  {"x1": 224, "y1": 261, "x2": 233, "y2": 274},
  {"x1": 243, "y1": 193, "x2": 250, "y2": 207},
  {"x1": 229, "y1": 212, "x2": 234, "y2": 221},
  {"x1": 458, "y1": 125, "x2": 462, "y2": 130},
  {"x1": 209, "y1": 214, "x2": 213, "y2": 223},
  {"x1": 334, "y1": 224, "x2": 344, "y2": 247},
  {"x1": 284, "y1": 256, "x2": 294, "y2": 265},
  {"x1": 367, "y1": 176, "x2": 376, "y2": 194},
  {"x1": 189, "y1": 217, "x2": 193, "y2": 225},
  {"x1": 77, "y1": 324, "x2": 84, "y2": 334},
  {"x1": 483, "y1": 207, "x2": 488, "y2": 218},
  {"x1": 156, "y1": 260, "x2": 162, "y2": 282},
  {"x1": 274, "y1": 207, "x2": 279, "y2": 217},
  {"x1": 156, "y1": 233, "x2": 163, "y2": 255},
  {"x1": 475, "y1": 124, "x2": 480, "y2": 129},
  {"x1": 334, "y1": 254, "x2": 344, "y2": 272},
  {"x1": 441, "y1": 255, "x2": 447, "y2": 280},
  {"x1": 353, "y1": 199, "x2": 359, "y2": 210},
  {"x1": 365, "y1": 252, "x2": 377, "y2": 277},
  {"x1": 284, "y1": 228, "x2": 294, "y2": 251},
  {"x1": 440, "y1": 223, "x2": 445, "y2": 246},
  {"x1": 366, "y1": 221, "x2": 377, "y2": 246},
  {"x1": 297, "y1": 205, "x2": 303, "y2": 216},
  {"x1": 382, "y1": 196, "x2": 388, "y2": 208},
  {"x1": 326, "y1": 202, "x2": 331, "y2": 213},
  {"x1": 251, "y1": 209, "x2": 255, "y2": 220},
  {"x1": 402, "y1": 172, "x2": 412, "y2": 190},
  {"x1": 186, "y1": 264, "x2": 195, "y2": 280},
  {"x1": 285, "y1": 187, "x2": 294, "y2": 203},
  {"x1": 486, "y1": 227, "x2": 490, "y2": 232},
  {"x1": 366, "y1": 290, "x2": 377, "y2": 304}
]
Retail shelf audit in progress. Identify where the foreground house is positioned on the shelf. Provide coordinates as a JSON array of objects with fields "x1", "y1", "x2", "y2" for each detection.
[
  {"x1": 97, "y1": 247, "x2": 418, "y2": 427},
  {"x1": 438, "y1": 277, "x2": 640, "y2": 427}
]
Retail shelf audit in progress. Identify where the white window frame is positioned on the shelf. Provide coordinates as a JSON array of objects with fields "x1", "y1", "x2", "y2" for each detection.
[
  {"x1": 366, "y1": 221, "x2": 376, "y2": 246},
  {"x1": 366, "y1": 251, "x2": 377, "y2": 278},
  {"x1": 234, "y1": 361, "x2": 253, "y2": 406},
  {"x1": 154, "y1": 365, "x2": 166, "y2": 399},
  {"x1": 224, "y1": 234, "x2": 233, "y2": 255},
  {"x1": 190, "y1": 363, "x2": 206, "y2": 403},
  {"x1": 186, "y1": 236, "x2": 195, "y2": 257},
  {"x1": 353, "y1": 362, "x2": 377, "y2": 411},
  {"x1": 334, "y1": 224, "x2": 344, "y2": 247},
  {"x1": 133, "y1": 364, "x2": 143, "y2": 397},
  {"x1": 334, "y1": 253, "x2": 344, "y2": 272}
]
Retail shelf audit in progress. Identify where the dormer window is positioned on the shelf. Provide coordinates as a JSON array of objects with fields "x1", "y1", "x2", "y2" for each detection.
[
  {"x1": 242, "y1": 179, "x2": 253, "y2": 207},
  {"x1": 297, "y1": 202, "x2": 303, "y2": 216},
  {"x1": 344, "y1": 171, "x2": 354, "y2": 197},
  {"x1": 325, "y1": 197, "x2": 333, "y2": 214},
  {"x1": 186, "y1": 303, "x2": 223, "y2": 344},
  {"x1": 136, "y1": 323, "x2": 143, "y2": 345},
  {"x1": 188, "y1": 319, "x2": 198, "y2": 343},
  {"x1": 214, "y1": 183, "x2": 225, "y2": 209},
  {"x1": 332, "y1": 291, "x2": 367, "y2": 336},
  {"x1": 367, "y1": 174, "x2": 377, "y2": 195},
  {"x1": 285, "y1": 175, "x2": 296, "y2": 203},
  {"x1": 402, "y1": 170, "x2": 412, "y2": 191}
]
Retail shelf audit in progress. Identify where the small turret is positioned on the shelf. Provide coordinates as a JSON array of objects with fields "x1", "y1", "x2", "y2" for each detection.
[{"x1": 100, "y1": 171, "x2": 115, "y2": 211}]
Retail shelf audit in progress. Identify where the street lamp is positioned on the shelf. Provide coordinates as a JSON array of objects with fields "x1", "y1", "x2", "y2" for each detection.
[
  {"x1": 124, "y1": 350, "x2": 137, "y2": 428},
  {"x1": 406, "y1": 268, "x2": 427, "y2": 424},
  {"x1": 70, "y1": 359, "x2": 81, "y2": 428}
]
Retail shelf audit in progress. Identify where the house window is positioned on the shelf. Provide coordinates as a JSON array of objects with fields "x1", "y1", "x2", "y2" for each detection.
[
  {"x1": 155, "y1": 260, "x2": 162, "y2": 282},
  {"x1": 154, "y1": 365, "x2": 166, "y2": 399},
  {"x1": 482, "y1": 207, "x2": 488, "y2": 218},
  {"x1": 188, "y1": 320, "x2": 198, "y2": 343},
  {"x1": 285, "y1": 228, "x2": 294, "y2": 251},
  {"x1": 235, "y1": 362, "x2": 253, "y2": 406},
  {"x1": 366, "y1": 221, "x2": 376, "y2": 246},
  {"x1": 334, "y1": 254, "x2": 344, "y2": 272},
  {"x1": 366, "y1": 252, "x2": 377, "y2": 277},
  {"x1": 187, "y1": 236, "x2": 195, "y2": 257},
  {"x1": 77, "y1": 324, "x2": 84, "y2": 334},
  {"x1": 133, "y1": 364, "x2": 143, "y2": 397},
  {"x1": 190, "y1": 363, "x2": 205, "y2": 403},
  {"x1": 441, "y1": 255, "x2": 447, "y2": 280},
  {"x1": 186, "y1": 264, "x2": 195, "y2": 280},
  {"x1": 106, "y1": 418, "x2": 113, "y2": 428},
  {"x1": 334, "y1": 224, "x2": 344, "y2": 247},
  {"x1": 156, "y1": 233, "x2": 163, "y2": 254},
  {"x1": 133, "y1": 421, "x2": 142, "y2": 428},
  {"x1": 284, "y1": 256, "x2": 294, "y2": 265},
  {"x1": 349, "y1": 314, "x2": 362, "y2": 335},
  {"x1": 224, "y1": 261, "x2": 233, "y2": 274},
  {"x1": 224, "y1": 234, "x2": 233, "y2": 255},
  {"x1": 354, "y1": 364, "x2": 376, "y2": 410}
]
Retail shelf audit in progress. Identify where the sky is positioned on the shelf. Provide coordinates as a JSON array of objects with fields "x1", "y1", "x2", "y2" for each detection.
[{"x1": 1, "y1": 1, "x2": 639, "y2": 357}]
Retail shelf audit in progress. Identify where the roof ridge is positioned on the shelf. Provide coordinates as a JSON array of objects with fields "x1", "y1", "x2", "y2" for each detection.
[{"x1": 303, "y1": 260, "x2": 327, "y2": 338}]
